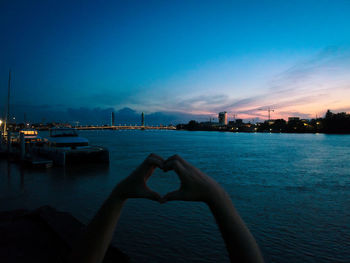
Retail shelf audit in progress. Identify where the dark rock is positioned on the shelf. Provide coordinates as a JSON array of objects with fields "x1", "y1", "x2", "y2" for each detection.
[{"x1": 0, "y1": 206, "x2": 129, "y2": 263}]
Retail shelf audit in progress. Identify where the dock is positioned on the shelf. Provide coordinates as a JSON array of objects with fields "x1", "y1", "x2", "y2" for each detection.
[
  {"x1": 23, "y1": 156, "x2": 53, "y2": 168},
  {"x1": 1, "y1": 131, "x2": 109, "y2": 167},
  {"x1": 31, "y1": 145, "x2": 109, "y2": 166}
]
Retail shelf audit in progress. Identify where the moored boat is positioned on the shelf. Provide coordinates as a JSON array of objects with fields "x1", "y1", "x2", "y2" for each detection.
[
  {"x1": 45, "y1": 128, "x2": 88, "y2": 149},
  {"x1": 13, "y1": 128, "x2": 42, "y2": 145},
  {"x1": 35, "y1": 128, "x2": 109, "y2": 166}
]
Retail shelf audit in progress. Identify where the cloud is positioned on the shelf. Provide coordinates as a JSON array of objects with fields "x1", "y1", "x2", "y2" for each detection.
[
  {"x1": 65, "y1": 45, "x2": 350, "y2": 121},
  {"x1": 165, "y1": 46, "x2": 350, "y2": 119},
  {"x1": 66, "y1": 107, "x2": 115, "y2": 123},
  {"x1": 3, "y1": 46, "x2": 350, "y2": 123},
  {"x1": 269, "y1": 46, "x2": 350, "y2": 91},
  {"x1": 127, "y1": 46, "x2": 350, "y2": 119},
  {"x1": 170, "y1": 94, "x2": 230, "y2": 112},
  {"x1": 327, "y1": 106, "x2": 350, "y2": 113},
  {"x1": 1, "y1": 103, "x2": 205, "y2": 125},
  {"x1": 277, "y1": 111, "x2": 313, "y2": 119}
]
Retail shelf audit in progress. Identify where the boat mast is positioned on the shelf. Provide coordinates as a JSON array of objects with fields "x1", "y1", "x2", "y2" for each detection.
[{"x1": 4, "y1": 70, "x2": 11, "y2": 136}]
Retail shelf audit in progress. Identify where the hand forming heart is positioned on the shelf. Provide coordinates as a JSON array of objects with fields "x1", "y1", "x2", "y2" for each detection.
[
  {"x1": 112, "y1": 153, "x2": 222, "y2": 205},
  {"x1": 72, "y1": 153, "x2": 265, "y2": 263}
]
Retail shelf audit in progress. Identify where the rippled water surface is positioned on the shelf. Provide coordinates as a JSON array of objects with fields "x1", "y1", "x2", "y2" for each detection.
[{"x1": 1, "y1": 131, "x2": 350, "y2": 262}]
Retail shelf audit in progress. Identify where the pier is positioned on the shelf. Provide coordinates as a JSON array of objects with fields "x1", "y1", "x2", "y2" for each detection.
[
  {"x1": 0, "y1": 129, "x2": 109, "y2": 167},
  {"x1": 0, "y1": 132, "x2": 53, "y2": 168}
]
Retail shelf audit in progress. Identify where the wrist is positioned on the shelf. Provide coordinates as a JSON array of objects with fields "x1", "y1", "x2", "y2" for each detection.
[
  {"x1": 111, "y1": 184, "x2": 128, "y2": 202},
  {"x1": 205, "y1": 186, "x2": 230, "y2": 208}
]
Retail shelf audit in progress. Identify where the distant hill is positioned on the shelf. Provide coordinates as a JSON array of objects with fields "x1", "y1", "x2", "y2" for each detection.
[{"x1": 7, "y1": 104, "x2": 205, "y2": 126}]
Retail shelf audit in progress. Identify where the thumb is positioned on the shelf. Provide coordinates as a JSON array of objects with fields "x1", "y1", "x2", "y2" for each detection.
[
  {"x1": 142, "y1": 188, "x2": 162, "y2": 202},
  {"x1": 162, "y1": 189, "x2": 184, "y2": 202}
]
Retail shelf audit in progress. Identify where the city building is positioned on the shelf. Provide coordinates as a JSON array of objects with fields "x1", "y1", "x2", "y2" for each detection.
[
  {"x1": 288, "y1": 117, "x2": 300, "y2": 122},
  {"x1": 218, "y1": 112, "x2": 228, "y2": 125},
  {"x1": 141, "y1": 112, "x2": 145, "y2": 126},
  {"x1": 235, "y1": 119, "x2": 243, "y2": 126}
]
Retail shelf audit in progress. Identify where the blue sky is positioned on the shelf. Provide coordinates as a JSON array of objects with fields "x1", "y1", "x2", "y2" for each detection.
[{"x1": 1, "y1": 0, "x2": 350, "y2": 123}]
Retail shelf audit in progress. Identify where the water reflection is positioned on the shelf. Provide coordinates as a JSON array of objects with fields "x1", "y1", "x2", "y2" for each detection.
[
  {"x1": 7, "y1": 161, "x2": 11, "y2": 187},
  {"x1": 64, "y1": 163, "x2": 110, "y2": 177},
  {"x1": 2, "y1": 131, "x2": 350, "y2": 263},
  {"x1": 1, "y1": 160, "x2": 110, "y2": 203},
  {"x1": 20, "y1": 167, "x2": 24, "y2": 191}
]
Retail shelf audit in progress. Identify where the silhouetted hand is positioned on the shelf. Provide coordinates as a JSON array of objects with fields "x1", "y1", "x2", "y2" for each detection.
[
  {"x1": 113, "y1": 153, "x2": 164, "y2": 202},
  {"x1": 162, "y1": 154, "x2": 223, "y2": 204},
  {"x1": 162, "y1": 154, "x2": 264, "y2": 263},
  {"x1": 72, "y1": 153, "x2": 264, "y2": 263}
]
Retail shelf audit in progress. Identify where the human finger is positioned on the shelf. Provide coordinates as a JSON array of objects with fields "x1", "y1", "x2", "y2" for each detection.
[
  {"x1": 162, "y1": 189, "x2": 184, "y2": 202},
  {"x1": 148, "y1": 153, "x2": 164, "y2": 161},
  {"x1": 168, "y1": 155, "x2": 205, "y2": 177},
  {"x1": 144, "y1": 153, "x2": 165, "y2": 169},
  {"x1": 166, "y1": 154, "x2": 192, "y2": 169},
  {"x1": 139, "y1": 187, "x2": 162, "y2": 202},
  {"x1": 162, "y1": 159, "x2": 186, "y2": 180}
]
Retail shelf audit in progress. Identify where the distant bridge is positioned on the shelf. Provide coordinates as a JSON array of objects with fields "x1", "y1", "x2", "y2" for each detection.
[{"x1": 75, "y1": 125, "x2": 177, "y2": 131}]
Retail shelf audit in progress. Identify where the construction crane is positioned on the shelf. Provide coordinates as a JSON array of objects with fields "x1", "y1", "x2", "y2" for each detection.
[{"x1": 259, "y1": 107, "x2": 274, "y2": 120}]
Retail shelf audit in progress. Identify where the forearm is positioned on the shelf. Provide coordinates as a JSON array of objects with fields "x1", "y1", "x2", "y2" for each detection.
[
  {"x1": 69, "y1": 154, "x2": 163, "y2": 263},
  {"x1": 207, "y1": 188, "x2": 264, "y2": 263},
  {"x1": 69, "y1": 189, "x2": 125, "y2": 263}
]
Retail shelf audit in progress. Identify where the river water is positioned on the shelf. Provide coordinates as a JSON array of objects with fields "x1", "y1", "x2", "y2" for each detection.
[{"x1": 1, "y1": 130, "x2": 350, "y2": 262}]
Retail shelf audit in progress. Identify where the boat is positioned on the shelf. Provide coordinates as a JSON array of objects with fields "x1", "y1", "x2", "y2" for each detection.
[
  {"x1": 12, "y1": 128, "x2": 42, "y2": 145},
  {"x1": 45, "y1": 128, "x2": 88, "y2": 149},
  {"x1": 33, "y1": 128, "x2": 109, "y2": 166}
]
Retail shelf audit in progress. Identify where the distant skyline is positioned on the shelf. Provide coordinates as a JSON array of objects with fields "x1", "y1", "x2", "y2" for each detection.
[{"x1": 1, "y1": 0, "x2": 350, "y2": 123}]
